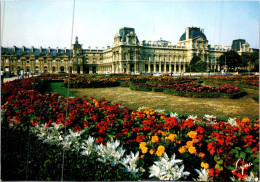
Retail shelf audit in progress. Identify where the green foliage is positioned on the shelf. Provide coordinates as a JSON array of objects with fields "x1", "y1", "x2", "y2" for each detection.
[
  {"x1": 218, "y1": 50, "x2": 241, "y2": 71},
  {"x1": 1, "y1": 125, "x2": 135, "y2": 181},
  {"x1": 187, "y1": 56, "x2": 207, "y2": 72}
]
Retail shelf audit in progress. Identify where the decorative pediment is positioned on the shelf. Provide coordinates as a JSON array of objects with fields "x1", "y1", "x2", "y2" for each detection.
[{"x1": 193, "y1": 36, "x2": 207, "y2": 42}]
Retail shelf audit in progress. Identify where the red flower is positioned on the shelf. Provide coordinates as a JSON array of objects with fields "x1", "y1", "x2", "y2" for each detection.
[
  {"x1": 121, "y1": 128, "x2": 128, "y2": 135},
  {"x1": 164, "y1": 117, "x2": 177, "y2": 130},
  {"x1": 96, "y1": 137, "x2": 104, "y2": 144},
  {"x1": 136, "y1": 135, "x2": 145, "y2": 142},
  {"x1": 73, "y1": 126, "x2": 81, "y2": 132}
]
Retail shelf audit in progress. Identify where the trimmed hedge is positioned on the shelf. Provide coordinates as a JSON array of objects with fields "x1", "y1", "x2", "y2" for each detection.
[
  {"x1": 129, "y1": 84, "x2": 153, "y2": 91},
  {"x1": 163, "y1": 89, "x2": 247, "y2": 99}
]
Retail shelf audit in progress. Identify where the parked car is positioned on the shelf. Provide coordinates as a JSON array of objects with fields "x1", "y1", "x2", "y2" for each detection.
[{"x1": 241, "y1": 72, "x2": 253, "y2": 75}]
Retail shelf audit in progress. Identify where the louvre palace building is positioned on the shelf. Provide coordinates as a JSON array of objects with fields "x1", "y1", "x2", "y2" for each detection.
[{"x1": 1, "y1": 27, "x2": 254, "y2": 75}]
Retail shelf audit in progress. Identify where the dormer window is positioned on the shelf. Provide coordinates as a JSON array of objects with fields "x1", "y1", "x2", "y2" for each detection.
[
  {"x1": 53, "y1": 60, "x2": 55, "y2": 63},
  {"x1": 27, "y1": 60, "x2": 30, "y2": 63},
  {"x1": 61, "y1": 60, "x2": 64, "y2": 64}
]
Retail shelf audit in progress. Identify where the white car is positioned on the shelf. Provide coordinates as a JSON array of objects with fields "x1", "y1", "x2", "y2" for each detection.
[{"x1": 153, "y1": 73, "x2": 163, "y2": 76}]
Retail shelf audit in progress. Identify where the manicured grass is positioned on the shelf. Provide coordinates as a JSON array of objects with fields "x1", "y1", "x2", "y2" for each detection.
[{"x1": 49, "y1": 82, "x2": 76, "y2": 97}]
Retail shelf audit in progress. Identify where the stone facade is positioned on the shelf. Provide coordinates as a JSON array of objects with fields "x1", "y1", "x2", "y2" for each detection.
[{"x1": 1, "y1": 27, "x2": 254, "y2": 75}]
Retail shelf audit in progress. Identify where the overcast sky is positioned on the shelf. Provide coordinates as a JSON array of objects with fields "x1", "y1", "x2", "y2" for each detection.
[{"x1": 1, "y1": 0, "x2": 259, "y2": 49}]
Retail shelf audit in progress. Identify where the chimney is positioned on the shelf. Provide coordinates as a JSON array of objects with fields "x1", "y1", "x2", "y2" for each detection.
[
  {"x1": 13, "y1": 46, "x2": 16, "y2": 52},
  {"x1": 107, "y1": 46, "x2": 110, "y2": 49},
  {"x1": 48, "y1": 47, "x2": 51, "y2": 53},
  {"x1": 22, "y1": 46, "x2": 25, "y2": 52},
  {"x1": 64, "y1": 47, "x2": 66, "y2": 53},
  {"x1": 40, "y1": 46, "x2": 42, "y2": 53},
  {"x1": 185, "y1": 27, "x2": 189, "y2": 40},
  {"x1": 201, "y1": 28, "x2": 204, "y2": 33},
  {"x1": 31, "y1": 46, "x2": 34, "y2": 52},
  {"x1": 56, "y1": 47, "x2": 59, "y2": 53}
]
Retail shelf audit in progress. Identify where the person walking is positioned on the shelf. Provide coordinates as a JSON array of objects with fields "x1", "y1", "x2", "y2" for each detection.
[
  {"x1": 1, "y1": 70, "x2": 4, "y2": 83},
  {"x1": 17, "y1": 70, "x2": 20, "y2": 79}
]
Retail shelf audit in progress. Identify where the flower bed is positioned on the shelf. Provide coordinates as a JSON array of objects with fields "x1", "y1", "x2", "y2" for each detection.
[{"x1": 1, "y1": 78, "x2": 259, "y2": 181}]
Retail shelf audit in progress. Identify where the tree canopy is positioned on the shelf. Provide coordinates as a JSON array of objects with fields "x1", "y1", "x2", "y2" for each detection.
[
  {"x1": 218, "y1": 50, "x2": 241, "y2": 71},
  {"x1": 187, "y1": 55, "x2": 207, "y2": 72}
]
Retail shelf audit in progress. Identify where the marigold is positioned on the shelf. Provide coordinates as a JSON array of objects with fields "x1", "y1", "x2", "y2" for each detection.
[
  {"x1": 149, "y1": 149, "x2": 154, "y2": 154},
  {"x1": 156, "y1": 145, "x2": 165, "y2": 157},
  {"x1": 188, "y1": 146, "x2": 196, "y2": 154},
  {"x1": 201, "y1": 162, "x2": 209, "y2": 169},
  {"x1": 198, "y1": 152, "x2": 205, "y2": 158},
  {"x1": 151, "y1": 136, "x2": 159, "y2": 143},
  {"x1": 186, "y1": 140, "x2": 193, "y2": 147},
  {"x1": 178, "y1": 146, "x2": 186, "y2": 154},
  {"x1": 139, "y1": 142, "x2": 146, "y2": 149},
  {"x1": 187, "y1": 131, "x2": 198, "y2": 139},
  {"x1": 141, "y1": 146, "x2": 148, "y2": 154},
  {"x1": 166, "y1": 134, "x2": 177, "y2": 141}
]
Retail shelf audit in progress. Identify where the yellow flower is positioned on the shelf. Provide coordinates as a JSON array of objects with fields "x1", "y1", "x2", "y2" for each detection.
[
  {"x1": 156, "y1": 145, "x2": 165, "y2": 157},
  {"x1": 166, "y1": 134, "x2": 177, "y2": 141},
  {"x1": 151, "y1": 136, "x2": 159, "y2": 143},
  {"x1": 141, "y1": 146, "x2": 148, "y2": 154},
  {"x1": 139, "y1": 142, "x2": 146, "y2": 149},
  {"x1": 186, "y1": 141, "x2": 193, "y2": 147},
  {"x1": 188, "y1": 146, "x2": 196, "y2": 154},
  {"x1": 201, "y1": 162, "x2": 209, "y2": 169},
  {"x1": 149, "y1": 149, "x2": 154, "y2": 154},
  {"x1": 187, "y1": 131, "x2": 198, "y2": 139},
  {"x1": 198, "y1": 152, "x2": 205, "y2": 158},
  {"x1": 178, "y1": 146, "x2": 186, "y2": 154}
]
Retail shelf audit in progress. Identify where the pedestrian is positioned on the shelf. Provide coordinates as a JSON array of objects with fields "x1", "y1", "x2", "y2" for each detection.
[
  {"x1": 1, "y1": 70, "x2": 4, "y2": 83},
  {"x1": 20, "y1": 70, "x2": 24, "y2": 79},
  {"x1": 17, "y1": 70, "x2": 20, "y2": 79}
]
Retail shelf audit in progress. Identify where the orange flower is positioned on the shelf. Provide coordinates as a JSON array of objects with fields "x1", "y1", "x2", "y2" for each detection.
[
  {"x1": 198, "y1": 152, "x2": 205, "y2": 158},
  {"x1": 139, "y1": 142, "x2": 146, "y2": 149},
  {"x1": 156, "y1": 145, "x2": 165, "y2": 157},
  {"x1": 141, "y1": 146, "x2": 148, "y2": 154},
  {"x1": 186, "y1": 141, "x2": 193, "y2": 147},
  {"x1": 188, "y1": 146, "x2": 196, "y2": 154},
  {"x1": 201, "y1": 162, "x2": 209, "y2": 169},
  {"x1": 187, "y1": 131, "x2": 198, "y2": 139},
  {"x1": 149, "y1": 149, "x2": 154, "y2": 154},
  {"x1": 166, "y1": 134, "x2": 177, "y2": 141},
  {"x1": 140, "y1": 155, "x2": 144, "y2": 159},
  {"x1": 151, "y1": 136, "x2": 159, "y2": 143},
  {"x1": 178, "y1": 146, "x2": 186, "y2": 154}
]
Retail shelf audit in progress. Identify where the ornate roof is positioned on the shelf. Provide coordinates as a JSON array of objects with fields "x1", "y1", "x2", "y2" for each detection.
[
  {"x1": 179, "y1": 27, "x2": 207, "y2": 41},
  {"x1": 1, "y1": 47, "x2": 71, "y2": 57}
]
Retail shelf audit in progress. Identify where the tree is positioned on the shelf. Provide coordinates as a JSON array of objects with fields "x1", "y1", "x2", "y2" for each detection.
[
  {"x1": 187, "y1": 56, "x2": 206, "y2": 72},
  {"x1": 218, "y1": 50, "x2": 241, "y2": 71},
  {"x1": 240, "y1": 53, "x2": 251, "y2": 71},
  {"x1": 251, "y1": 50, "x2": 259, "y2": 72}
]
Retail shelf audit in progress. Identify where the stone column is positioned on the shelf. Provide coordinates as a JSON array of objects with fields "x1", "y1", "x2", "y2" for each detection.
[
  {"x1": 178, "y1": 63, "x2": 181, "y2": 73},
  {"x1": 148, "y1": 61, "x2": 151, "y2": 73},
  {"x1": 159, "y1": 62, "x2": 162, "y2": 73},
  {"x1": 164, "y1": 62, "x2": 167, "y2": 73},
  {"x1": 174, "y1": 63, "x2": 176, "y2": 73}
]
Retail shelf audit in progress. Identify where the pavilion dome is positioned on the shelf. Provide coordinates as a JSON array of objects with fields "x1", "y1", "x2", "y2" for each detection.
[{"x1": 179, "y1": 27, "x2": 207, "y2": 41}]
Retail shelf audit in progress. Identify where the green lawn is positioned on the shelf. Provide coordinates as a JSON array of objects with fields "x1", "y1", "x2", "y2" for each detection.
[{"x1": 49, "y1": 82, "x2": 76, "y2": 97}]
